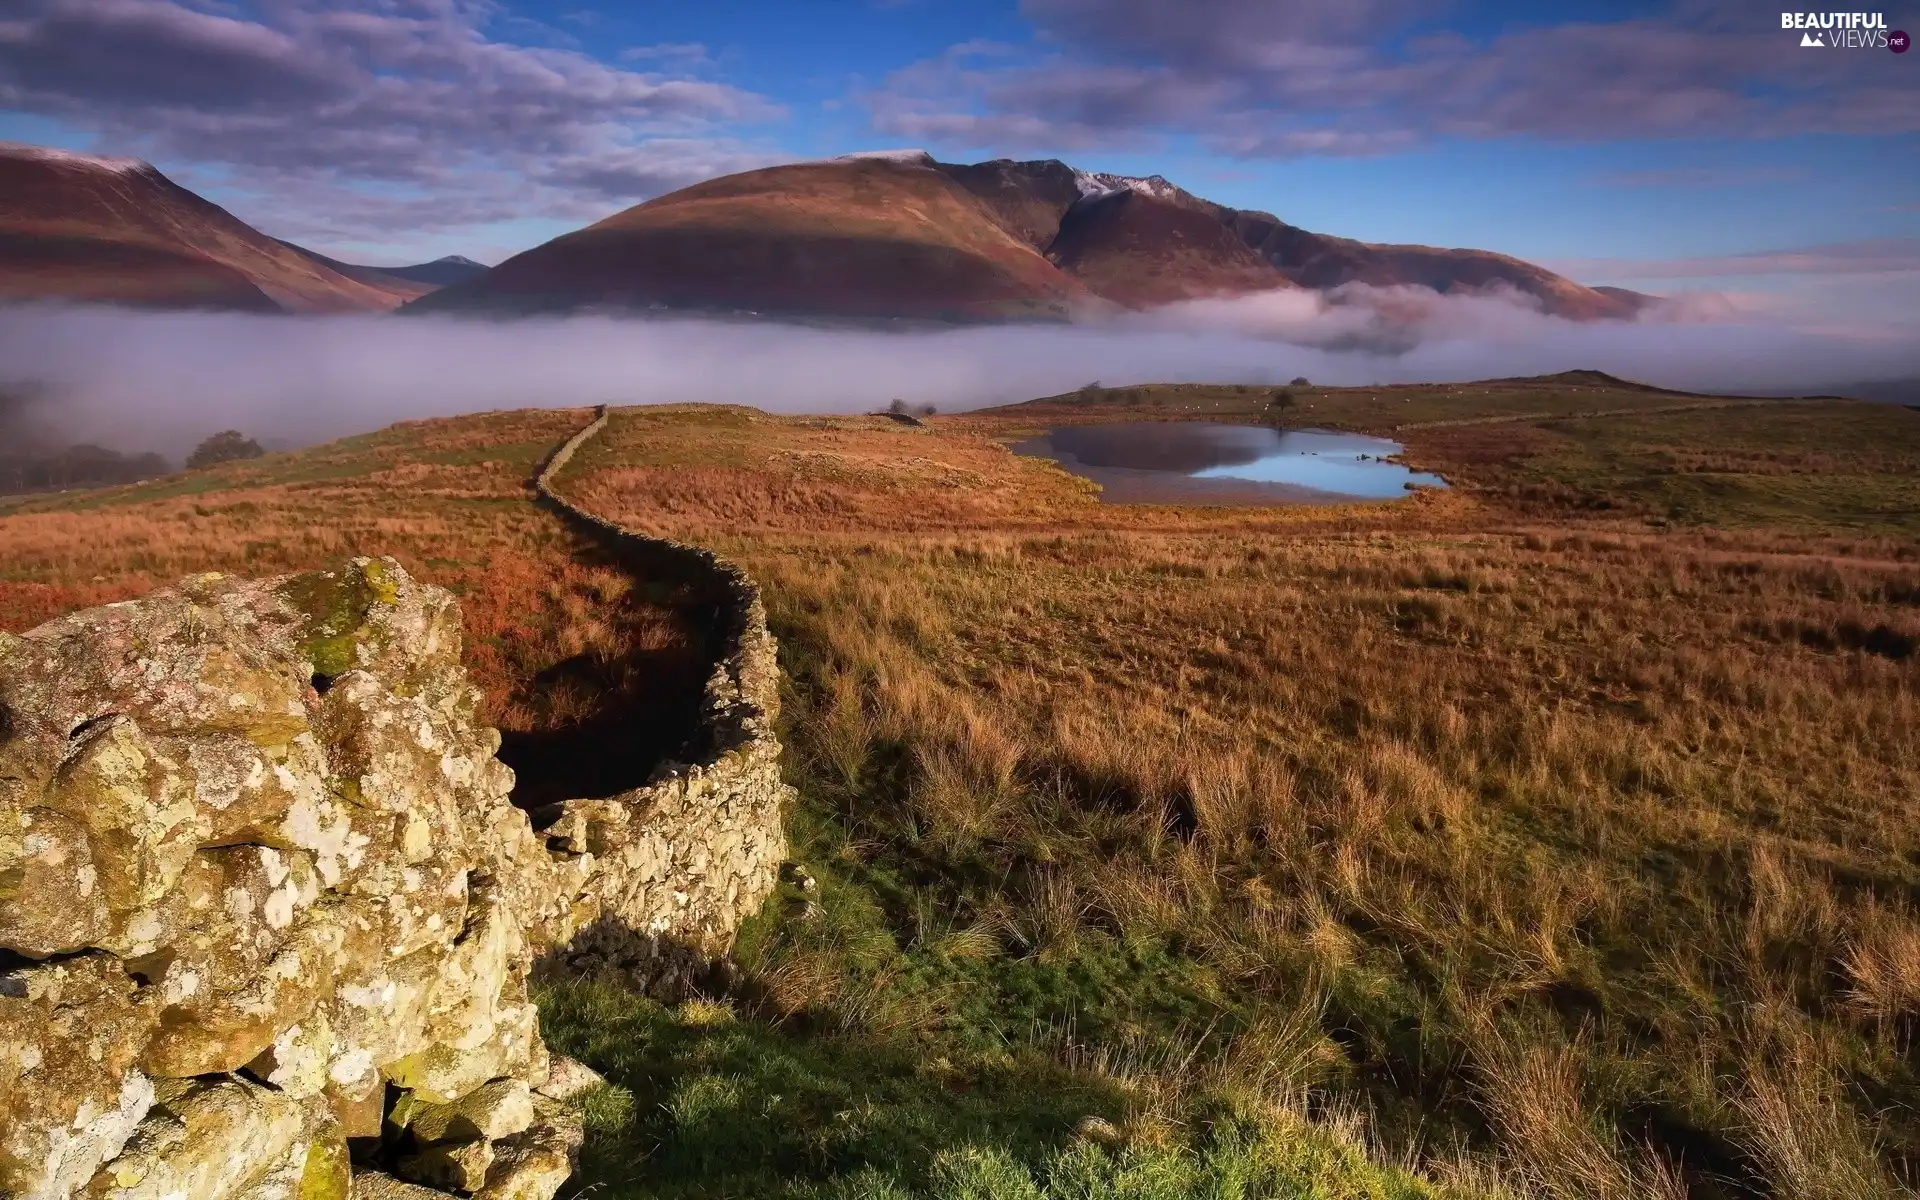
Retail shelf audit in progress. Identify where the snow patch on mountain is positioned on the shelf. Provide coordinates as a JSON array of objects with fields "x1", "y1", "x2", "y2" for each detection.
[
  {"x1": 1071, "y1": 169, "x2": 1186, "y2": 202},
  {"x1": 0, "y1": 142, "x2": 147, "y2": 174}
]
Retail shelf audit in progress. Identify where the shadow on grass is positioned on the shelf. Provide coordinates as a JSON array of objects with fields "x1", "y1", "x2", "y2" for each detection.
[
  {"x1": 538, "y1": 976, "x2": 1451, "y2": 1200},
  {"x1": 497, "y1": 538, "x2": 714, "y2": 809},
  {"x1": 536, "y1": 977, "x2": 1136, "y2": 1199}
]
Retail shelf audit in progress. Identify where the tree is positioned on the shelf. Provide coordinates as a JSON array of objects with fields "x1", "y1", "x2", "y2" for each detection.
[
  {"x1": 1268, "y1": 389, "x2": 1296, "y2": 411},
  {"x1": 1289, "y1": 376, "x2": 1311, "y2": 387},
  {"x1": 187, "y1": 430, "x2": 265, "y2": 469},
  {"x1": 918, "y1": 404, "x2": 938, "y2": 418},
  {"x1": 887, "y1": 398, "x2": 911, "y2": 415}
]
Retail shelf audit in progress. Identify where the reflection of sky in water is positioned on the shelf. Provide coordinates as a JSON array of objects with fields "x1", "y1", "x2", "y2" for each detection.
[
  {"x1": 1192, "y1": 429, "x2": 1445, "y2": 498},
  {"x1": 1031, "y1": 423, "x2": 1444, "y2": 500}
]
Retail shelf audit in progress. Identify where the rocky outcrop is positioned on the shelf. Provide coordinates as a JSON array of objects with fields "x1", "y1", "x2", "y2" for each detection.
[{"x1": 1, "y1": 521, "x2": 791, "y2": 1200}]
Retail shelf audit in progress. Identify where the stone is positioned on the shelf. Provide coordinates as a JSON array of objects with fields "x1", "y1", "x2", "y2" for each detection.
[
  {"x1": 534, "y1": 1056, "x2": 604, "y2": 1102},
  {"x1": 399, "y1": 1138, "x2": 494, "y2": 1193},
  {"x1": 82, "y1": 1077, "x2": 308, "y2": 1200},
  {"x1": 245, "y1": 1009, "x2": 335, "y2": 1099},
  {"x1": 326, "y1": 1076, "x2": 387, "y2": 1142},
  {"x1": 404, "y1": 1078, "x2": 535, "y2": 1145},
  {"x1": 473, "y1": 1116, "x2": 579, "y2": 1200},
  {"x1": 44, "y1": 715, "x2": 205, "y2": 938},
  {"x1": 384, "y1": 1000, "x2": 541, "y2": 1105},
  {"x1": 0, "y1": 536, "x2": 793, "y2": 1200},
  {"x1": 1074, "y1": 1115, "x2": 1123, "y2": 1148},
  {"x1": 230, "y1": 1125, "x2": 350, "y2": 1200},
  {"x1": 0, "y1": 806, "x2": 111, "y2": 955},
  {"x1": 349, "y1": 1171, "x2": 449, "y2": 1200},
  {"x1": 0, "y1": 954, "x2": 157, "y2": 1200}
]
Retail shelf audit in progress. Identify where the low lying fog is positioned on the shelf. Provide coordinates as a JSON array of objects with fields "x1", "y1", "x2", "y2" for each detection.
[{"x1": 2, "y1": 285, "x2": 1915, "y2": 459}]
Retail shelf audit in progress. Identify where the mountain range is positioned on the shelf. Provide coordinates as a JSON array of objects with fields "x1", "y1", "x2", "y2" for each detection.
[{"x1": 2, "y1": 142, "x2": 1647, "y2": 322}]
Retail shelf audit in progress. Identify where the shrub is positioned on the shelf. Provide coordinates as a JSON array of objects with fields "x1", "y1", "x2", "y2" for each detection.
[{"x1": 186, "y1": 430, "x2": 265, "y2": 469}]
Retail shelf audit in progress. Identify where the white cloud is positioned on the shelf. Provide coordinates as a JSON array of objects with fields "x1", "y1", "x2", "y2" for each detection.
[{"x1": 0, "y1": 0, "x2": 787, "y2": 244}]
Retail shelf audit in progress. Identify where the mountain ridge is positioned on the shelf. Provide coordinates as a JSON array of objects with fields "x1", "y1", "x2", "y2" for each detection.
[
  {"x1": 0, "y1": 141, "x2": 1653, "y2": 323},
  {"x1": 414, "y1": 152, "x2": 1647, "y2": 322},
  {"x1": 0, "y1": 143, "x2": 421, "y2": 313},
  {"x1": 272, "y1": 241, "x2": 489, "y2": 294}
]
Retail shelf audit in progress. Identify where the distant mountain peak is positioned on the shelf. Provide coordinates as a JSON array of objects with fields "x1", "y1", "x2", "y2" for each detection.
[
  {"x1": 432, "y1": 255, "x2": 485, "y2": 267},
  {"x1": 0, "y1": 141, "x2": 148, "y2": 175}
]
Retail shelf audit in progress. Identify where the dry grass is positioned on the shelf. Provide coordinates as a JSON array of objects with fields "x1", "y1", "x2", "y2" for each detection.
[
  {"x1": 561, "y1": 402, "x2": 1919, "y2": 1197},
  {"x1": 0, "y1": 407, "x2": 702, "y2": 753}
]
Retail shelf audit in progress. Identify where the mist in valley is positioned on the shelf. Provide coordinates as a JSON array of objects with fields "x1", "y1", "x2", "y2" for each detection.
[{"x1": 2, "y1": 286, "x2": 1915, "y2": 461}]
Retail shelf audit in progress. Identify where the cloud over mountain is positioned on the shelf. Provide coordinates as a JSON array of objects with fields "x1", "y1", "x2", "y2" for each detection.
[{"x1": 0, "y1": 0, "x2": 785, "y2": 243}]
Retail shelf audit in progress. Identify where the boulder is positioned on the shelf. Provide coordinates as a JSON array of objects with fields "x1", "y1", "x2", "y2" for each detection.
[
  {"x1": 1, "y1": 543, "x2": 792, "y2": 1200},
  {"x1": 0, "y1": 561, "x2": 565, "y2": 1199}
]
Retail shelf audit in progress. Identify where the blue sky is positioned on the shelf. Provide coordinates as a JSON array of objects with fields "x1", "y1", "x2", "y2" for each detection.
[{"x1": 1, "y1": 0, "x2": 1915, "y2": 317}]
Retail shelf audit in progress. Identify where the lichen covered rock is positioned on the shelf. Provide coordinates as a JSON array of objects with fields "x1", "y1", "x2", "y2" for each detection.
[
  {"x1": 3, "y1": 537, "x2": 793, "y2": 1200},
  {"x1": 0, "y1": 561, "x2": 580, "y2": 1200}
]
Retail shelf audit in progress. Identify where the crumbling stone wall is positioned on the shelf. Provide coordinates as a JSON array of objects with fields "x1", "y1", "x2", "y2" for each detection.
[{"x1": 1, "y1": 419, "x2": 793, "y2": 1200}]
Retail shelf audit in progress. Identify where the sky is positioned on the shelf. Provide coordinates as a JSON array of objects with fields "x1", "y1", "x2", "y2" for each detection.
[{"x1": 0, "y1": 0, "x2": 1917, "y2": 323}]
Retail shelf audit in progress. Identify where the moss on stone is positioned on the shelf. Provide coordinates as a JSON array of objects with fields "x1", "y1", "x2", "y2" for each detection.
[
  {"x1": 298, "y1": 1135, "x2": 351, "y2": 1200},
  {"x1": 276, "y1": 559, "x2": 396, "y2": 679}
]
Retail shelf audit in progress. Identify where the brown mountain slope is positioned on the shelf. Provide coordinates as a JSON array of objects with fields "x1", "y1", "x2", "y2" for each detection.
[
  {"x1": 0, "y1": 144, "x2": 412, "y2": 312},
  {"x1": 414, "y1": 151, "x2": 1645, "y2": 322},
  {"x1": 273, "y1": 241, "x2": 438, "y2": 303},
  {"x1": 409, "y1": 154, "x2": 1092, "y2": 321},
  {"x1": 935, "y1": 158, "x2": 1087, "y2": 252},
  {"x1": 0, "y1": 230, "x2": 277, "y2": 312},
  {"x1": 942, "y1": 157, "x2": 1632, "y2": 319},
  {"x1": 1046, "y1": 189, "x2": 1293, "y2": 306},
  {"x1": 1221, "y1": 208, "x2": 1639, "y2": 320}
]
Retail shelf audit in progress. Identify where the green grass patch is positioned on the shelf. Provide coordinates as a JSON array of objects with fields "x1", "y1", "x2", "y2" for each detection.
[{"x1": 537, "y1": 979, "x2": 1455, "y2": 1199}]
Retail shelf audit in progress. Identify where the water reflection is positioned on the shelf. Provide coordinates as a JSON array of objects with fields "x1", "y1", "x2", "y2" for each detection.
[{"x1": 1014, "y1": 422, "x2": 1445, "y2": 505}]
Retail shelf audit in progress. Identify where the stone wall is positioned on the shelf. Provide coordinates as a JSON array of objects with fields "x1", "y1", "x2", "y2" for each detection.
[
  {"x1": 528, "y1": 406, "x2": 791, "y2": 992},
  {"x1": 0, "y1": 412, "x2": 793, "y2": 1200}
]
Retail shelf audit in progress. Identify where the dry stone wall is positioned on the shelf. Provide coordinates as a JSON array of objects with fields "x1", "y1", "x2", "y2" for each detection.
[
  {"x1": 0, "y1": 411, "x2": 793, "y2": 1200},
  {"x1": 528, "y1": 406, "x2": 791, "y2": 991}
]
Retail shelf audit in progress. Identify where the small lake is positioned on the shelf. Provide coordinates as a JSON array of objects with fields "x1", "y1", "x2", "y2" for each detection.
[{"x1": 1013, "y1": 422, "x2": 1446, "y2": 506}]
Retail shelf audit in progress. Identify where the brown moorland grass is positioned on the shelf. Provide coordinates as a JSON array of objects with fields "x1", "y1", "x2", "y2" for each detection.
[
  {"x1": 6, "y1": 384, "x2": 1917, "y2": 1197},
  {"x1": 0, "y1": 406, "x2": 707, "y2": 796},
  {"x1": 554, "y1": 397, "x2": 1920, "y2": 1198}
]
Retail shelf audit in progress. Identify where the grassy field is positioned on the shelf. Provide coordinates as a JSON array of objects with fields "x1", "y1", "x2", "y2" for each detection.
[
  {"x1": 0, "y1": 406, "x2": 708, "y2": 800},
  {"x1": 5, "y1": 379, "x2": 1918, "y2": 1198}
]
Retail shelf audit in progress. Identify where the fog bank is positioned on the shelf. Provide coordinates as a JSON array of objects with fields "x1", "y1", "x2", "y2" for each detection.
[{"x1": 1, "y1": 288, "x2": 1915, "y2": 457}]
